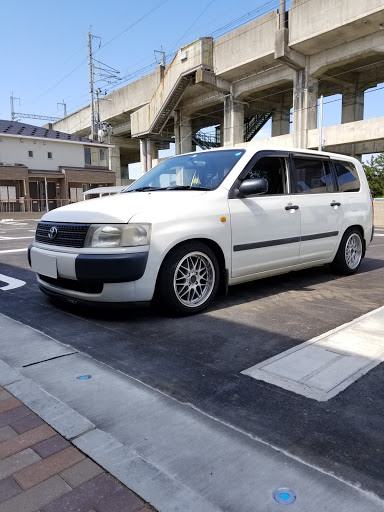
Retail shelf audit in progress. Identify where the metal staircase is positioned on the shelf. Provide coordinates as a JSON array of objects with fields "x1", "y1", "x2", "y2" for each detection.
[
  {"x1": 193, "y1": 130, "x2": 220, "y2": 150},
  {"x1": 244, "y1": 112, "x2": 272, "y2": 141},
  {"x1": 131, "y1": 38, "x2": 214, "y2": 138},
  {"x1": 151, "y1": 75, "x2": 193, "y2": 135}
]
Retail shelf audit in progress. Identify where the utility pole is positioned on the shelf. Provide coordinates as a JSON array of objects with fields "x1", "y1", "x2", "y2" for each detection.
[
  {"x1": 318, "y1": 95, "x2": 324, "y2": 151},
  {"x1": 88, "y1": 29, "x2": 120, "y2": 139},
  {"x1": 154, "y1": 48, "x2": 166, "y2": 66},
  {"x1": 95, "y1": 89, "x2": 100, "y2": 129},
  {"x1": 88, "y1": 30, "x2": 95, "y2": 139},
  {"x1": 57, "y1": 100, "x2": 67, "y2": 117},
  {"x1": 10, "y1": 94, "x2": 20, "y2": 121}
]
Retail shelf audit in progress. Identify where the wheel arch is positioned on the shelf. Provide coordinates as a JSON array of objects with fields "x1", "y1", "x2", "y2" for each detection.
[
  {"x1": 155, "y1": 237, "x2": 228, "y2": 294},
  {"x1": 342, "y1": 224, "x2": 366, "y2": 257}
]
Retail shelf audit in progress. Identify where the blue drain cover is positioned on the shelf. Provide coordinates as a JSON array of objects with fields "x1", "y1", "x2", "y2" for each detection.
[
  {"x1": 273, "y1": 488, "x2": 296, "y2": 505},
  {"x1": 76, "y1": 374, "x2": 92, "y2": 380}
]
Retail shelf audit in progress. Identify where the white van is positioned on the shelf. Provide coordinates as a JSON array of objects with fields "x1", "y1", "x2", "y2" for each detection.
[{"x1": 29, "y1": 148, "x2": 374, "y2": 315}]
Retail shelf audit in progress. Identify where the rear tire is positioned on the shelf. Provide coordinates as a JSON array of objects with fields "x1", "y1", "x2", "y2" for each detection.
[
  {"x1": 331, "y1": 228, "x2": 363, "y2": 275},
  {"x1": 155, "y1": 242, "x2": 220, "y2": 316}
]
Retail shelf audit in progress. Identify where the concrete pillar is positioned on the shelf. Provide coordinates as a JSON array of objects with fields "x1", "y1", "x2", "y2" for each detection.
[
  {"x1": 272, "y1": 107, "x2": 290, "y2": 137},
  {"x1": 174, "y1": 110, "x2": 193, "y2": 155},
  {"x1": 339, "y1": 87, "x2": 364, "y2": 159},
  {"x1": 146, "y1": 139, "x2": 153, "y2": 171},
  {"x1": 108, "y1": 145, "x2": 121, "y2": 186},
  {"x1": 152, "y1": 144, "x2": 159, "y2": 161},
  {"x1": 223, "y1": 95, "x2": 244, "y2": 147},
  {"x1": 140, "y1": 139, "x2": 147, "y2": 175},
  {"x1": 342, "y1": 87, "x2": 364, "y2": 124},
  {"x1": 293, "y1": 68, "x2": 318, "y2": 148}
]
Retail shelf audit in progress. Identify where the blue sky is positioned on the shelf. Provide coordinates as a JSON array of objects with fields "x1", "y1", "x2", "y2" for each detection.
[{"x1": 1, "y1": 0, "x2": 382, "y2": 173}]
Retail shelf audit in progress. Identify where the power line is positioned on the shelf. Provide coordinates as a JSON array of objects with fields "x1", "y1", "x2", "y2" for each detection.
[
  {"x1": 166, "y1": 0, "x2": 216, "y2": 56},
  {"x1": 96, "y1": 0, "x2": 170, "y2": 52}
]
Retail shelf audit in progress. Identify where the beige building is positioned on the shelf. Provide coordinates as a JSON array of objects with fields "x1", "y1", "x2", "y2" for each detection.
[{"x1": 0, "y1": 120, "x2": 114, "y2": 213}]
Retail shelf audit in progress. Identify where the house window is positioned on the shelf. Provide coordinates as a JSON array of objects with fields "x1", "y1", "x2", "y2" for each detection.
[
  {"x1": 100, "y1": 148, "x2": 107, "y2": 164},
  {"x1": 47, "y1": 152, "x2": 53, "y2": 159},
  {"x1": 28, "y1": 150, "x2": 33, "y2": 158},
  {"x1": 84, "y1": 147, "x2": 91, "y2": 165}
]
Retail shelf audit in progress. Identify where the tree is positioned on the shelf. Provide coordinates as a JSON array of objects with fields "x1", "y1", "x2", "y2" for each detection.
[{"x1": 363, "y1": 154, "x2": 384, "y2": 198}]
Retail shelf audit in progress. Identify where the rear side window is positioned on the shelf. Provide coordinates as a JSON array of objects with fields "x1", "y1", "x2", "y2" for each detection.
[
  {"x1": 333, "y1": 161, "x2": 360, "y2": 192},
  {"x1": 292, "y1": 157, "x2": 333, "y2": 193}
]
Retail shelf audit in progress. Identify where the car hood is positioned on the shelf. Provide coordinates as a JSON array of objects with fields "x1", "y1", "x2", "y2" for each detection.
[{"x1": 41, "y1": 190, "x2": 208, "y2": 224}]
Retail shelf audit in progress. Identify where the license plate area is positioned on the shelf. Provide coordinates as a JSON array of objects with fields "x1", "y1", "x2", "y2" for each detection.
[{"x1": 31, "y1": 250, "x2": 57, "y2": 279}]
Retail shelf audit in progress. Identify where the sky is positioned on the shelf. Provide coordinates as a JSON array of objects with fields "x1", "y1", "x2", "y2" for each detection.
[{"x1": 1, "y1": 0, "x2": 383, "y2": 175}]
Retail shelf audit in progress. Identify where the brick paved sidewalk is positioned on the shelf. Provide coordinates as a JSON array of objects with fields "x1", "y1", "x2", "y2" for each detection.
[{"x1": 0, "y1": 387, "x2": 154, "y2": 512}]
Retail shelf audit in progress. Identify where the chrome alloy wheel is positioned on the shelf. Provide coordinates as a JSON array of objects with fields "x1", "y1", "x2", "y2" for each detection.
[
  {"x1": 173, "y1": 251, "x2": 215, "y2": 308},
  {"x1": 345, "y1": 233, "x2": 362, "y2": 270}
]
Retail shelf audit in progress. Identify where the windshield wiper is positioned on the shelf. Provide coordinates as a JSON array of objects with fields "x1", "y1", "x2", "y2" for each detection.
[
  {"x1": 125, "y1": 186, "x2": 160, "y2": 192},
  {"x1": 163, "y1": 185, "x2": 210, "y2": 191}
]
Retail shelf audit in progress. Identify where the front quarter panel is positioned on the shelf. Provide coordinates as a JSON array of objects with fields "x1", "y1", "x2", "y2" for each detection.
[{"x1": 129, "y1": 190, "x2": 232, "y2": 298}]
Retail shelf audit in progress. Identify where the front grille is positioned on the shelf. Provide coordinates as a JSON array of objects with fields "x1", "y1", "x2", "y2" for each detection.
[
  {"x1": 35, "y1": 222, "x2": 89, "y2": 248},
  {"x1": 39, "y1": 275, "x2": 103, "y2": 294}
]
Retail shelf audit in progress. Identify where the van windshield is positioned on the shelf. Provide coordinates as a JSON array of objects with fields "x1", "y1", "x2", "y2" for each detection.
[{"x1": 124, "y1": 150, "x2": 245, "y2": 192}]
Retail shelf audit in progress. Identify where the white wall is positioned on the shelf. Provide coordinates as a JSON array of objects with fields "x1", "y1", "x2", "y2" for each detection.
[{"x1": 0, "y1": 137, "x2": 85, "y2": 170}]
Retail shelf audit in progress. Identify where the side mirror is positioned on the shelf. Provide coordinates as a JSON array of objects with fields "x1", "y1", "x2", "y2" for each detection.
[{"x1": 238, "y1": 178, "x2": 268, "y2": 197}]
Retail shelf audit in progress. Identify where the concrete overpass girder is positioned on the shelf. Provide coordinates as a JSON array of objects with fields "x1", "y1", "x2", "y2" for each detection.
[
  {"x1": 232, "y1": 65, "x2": 294, "y2": 100},
  {"x1": 310, "y1": 31, "x2": 384, "y2": 78}
]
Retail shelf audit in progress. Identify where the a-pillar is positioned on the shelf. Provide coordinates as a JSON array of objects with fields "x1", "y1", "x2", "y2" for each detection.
[
  {"x1": 223, "y1": 95, "x2": 244, "y2": 147},
  {"x1": 272, "y1": 107, "x2": 290, "y2": 137},
  {"x1": 174, "y1": 110, "x2": 193, "y2": 155},
  {"x1": 140, "y1": 139, "x2": 147, "y2": 175},
  {"x1": 108, "y1": 145, "x2": 121, "y2": 185},
  {"x1": 292, "y1": 68, "x2": 318, "y2": 148}
]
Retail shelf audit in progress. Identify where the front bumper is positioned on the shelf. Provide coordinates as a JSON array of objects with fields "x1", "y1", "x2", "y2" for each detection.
[{"x1": 29, "y1": 245, "x2": 153, "y2": 303}]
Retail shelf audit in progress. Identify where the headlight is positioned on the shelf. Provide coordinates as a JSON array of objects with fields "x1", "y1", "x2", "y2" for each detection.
[{"x1": 84, "y1": 224, "x2": 151, "y2": 248}]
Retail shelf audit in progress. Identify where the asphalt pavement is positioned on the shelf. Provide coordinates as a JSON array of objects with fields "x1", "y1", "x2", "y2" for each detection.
[{"x1": 0, "y1": 218, "x2": 384, "y2": 510}]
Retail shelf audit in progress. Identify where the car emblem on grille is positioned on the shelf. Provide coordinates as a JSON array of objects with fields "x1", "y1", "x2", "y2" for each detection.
[{"x1": 48, "y1": 226, "x2": 58, "y2": 240}]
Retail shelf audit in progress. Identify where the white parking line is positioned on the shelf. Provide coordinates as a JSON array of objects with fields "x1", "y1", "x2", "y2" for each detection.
[
  {"x1": 0, "y1": 274, "x2": 26, "y2": 291},
  {"x1": 0, "y1": 249, "x2": 28, "y2": 254},
  {"x1": 242, "y1": 306, "x2": 384, "y2": 401}
]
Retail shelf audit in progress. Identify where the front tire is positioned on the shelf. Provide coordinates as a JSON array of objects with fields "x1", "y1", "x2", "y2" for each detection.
[
  {"x1": 332, "y1": 228, "x2": 363, "y2": 275},
  {"x1": 155, "y1": 242, "x2": 220, "y2": 315}
]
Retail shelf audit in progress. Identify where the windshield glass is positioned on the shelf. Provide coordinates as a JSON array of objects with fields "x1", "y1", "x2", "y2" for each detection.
[{"x1": 124, "y1": 150, "x2": 245, "y2": 192}]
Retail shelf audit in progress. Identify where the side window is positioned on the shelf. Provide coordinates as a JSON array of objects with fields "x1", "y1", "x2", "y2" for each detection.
[
  {"x1": 244, "y1": 157, "x2": 287, "y2": 195},
  {"x1": 292, "y1": 157, "x2": 332, "y2": 194},
  {"x1": 334, "y1": 161, "x2": 360, "y2": 192}
]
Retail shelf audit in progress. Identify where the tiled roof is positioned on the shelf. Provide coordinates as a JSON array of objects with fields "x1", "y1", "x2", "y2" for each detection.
[{"x1": 0, "y1": 120, "x2": 103, "y2": 144}]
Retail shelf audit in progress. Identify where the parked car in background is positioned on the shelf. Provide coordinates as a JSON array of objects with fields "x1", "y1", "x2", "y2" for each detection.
[
  {"x1": 83, "y1": 184, "x2": 134, "y2": 200},
  {"x1": 29, "y1": 148, "x2": 374, "y2": 315}
]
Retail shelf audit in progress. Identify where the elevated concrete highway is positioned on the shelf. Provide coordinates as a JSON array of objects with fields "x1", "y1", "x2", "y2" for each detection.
[{"x1": 51, "y1": 0, "x2": 384, "y2": 183}]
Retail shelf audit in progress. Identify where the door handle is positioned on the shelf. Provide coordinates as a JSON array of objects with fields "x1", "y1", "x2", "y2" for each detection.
[
  {"x1": 330, "y1": 201, "x2": 341, "y2": 207},
  {"x1": 285, "y1": 204, "x2": 299, "y2": 210}
]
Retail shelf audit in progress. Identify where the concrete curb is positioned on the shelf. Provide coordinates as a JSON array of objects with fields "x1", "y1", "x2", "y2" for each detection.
[
  {"x1": 74, "y1": 429, "x2": 220, "y2": 512},
  {"x1": 6, "y1": 378, "x2": 95, "y2": 440}
]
